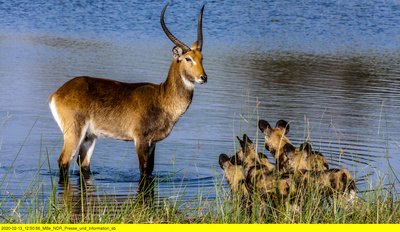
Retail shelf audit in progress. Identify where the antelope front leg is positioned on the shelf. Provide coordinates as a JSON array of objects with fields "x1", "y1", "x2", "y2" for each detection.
[{"x1": 136, "y1": 141, "x2": 156, "y2": 179}]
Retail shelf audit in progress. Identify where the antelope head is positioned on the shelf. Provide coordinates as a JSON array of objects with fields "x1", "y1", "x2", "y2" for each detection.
[{"x1": 161, "y1": 3, "x2": 207, "y2": 86}]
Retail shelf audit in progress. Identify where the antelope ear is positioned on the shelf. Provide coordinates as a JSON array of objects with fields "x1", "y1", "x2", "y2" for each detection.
[
  {"x1": 276, "y1": 120, "x2": 290, "y2": 135},
  {"x1": 258, "y1": 120, "x2": 271, "y2": 135},
  {"x1": 190, "y1": 41, "x2": 198, "y2": 50},
  {"x1": 172, "y1": 46, "x2": 184, "y2": 60}
]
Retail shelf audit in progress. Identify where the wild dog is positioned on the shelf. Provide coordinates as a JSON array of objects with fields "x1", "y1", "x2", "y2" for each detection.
[
  {"x1": 237, "y1": 134, "x2": 297, "y2": 206},
  {"x1": 299, "y1": 142, "x2": 329, "y2": 171},
  {"x1": 283, "y1": 143, "x2": 356, "y2": 205},
  {"x1": 284, "y1": 142, "x2": 329, "y2": 172},
  {"x1": 219, "y1": 153, "x2": 248, "y2": 198},
  {"x1": 258, "y1": 120, "x2": 291, "y2": 173},
  {"x1": 259, "y1": 119, "x2": 329, "y2": 172},
  {"x1": 237, "y1": 134, "x2": 275, "y2": 178}
]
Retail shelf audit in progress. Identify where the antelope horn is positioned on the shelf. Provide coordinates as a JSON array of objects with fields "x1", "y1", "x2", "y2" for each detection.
[
  {"x1": 160, "y1": 3, "x2": 191, "y2": 53},
  {"x1": 196, "y1": 5, "x2": 205, "y2": 51}
]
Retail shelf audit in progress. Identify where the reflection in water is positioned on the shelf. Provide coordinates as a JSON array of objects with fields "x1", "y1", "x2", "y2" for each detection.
[
  {"x1": 57, "y1": 175, "x2": 155, "y2": 222},
  {"x1": 1, "y1": 0, "x2": 400, "y2": 221}
]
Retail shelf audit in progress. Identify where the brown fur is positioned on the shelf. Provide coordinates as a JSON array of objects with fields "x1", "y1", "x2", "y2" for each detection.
[
  {"x1": 221, "y1": 133, "x2": 356, "y2": 211},
  {"x1": 259, "y1": 120, "x2": 329, "y2": 173},
  {"x1": 299, "y1": 142, "x2": 329, "y2": 171},
  {"x1": 49, "y1": 5, "x2": 207, "y2": 179},
  {"x1": 258, "y1": 120, "x2": 292, "y2": 173},
  {"x1": 237, "y1": 135, "x2": 297, "y2": 206},
  {"x1": 219, "y1": 153, "x2": 248, "y2": 198},
  {"x1": 283, "y1": 143, "x2": 356, "y2": 204}
]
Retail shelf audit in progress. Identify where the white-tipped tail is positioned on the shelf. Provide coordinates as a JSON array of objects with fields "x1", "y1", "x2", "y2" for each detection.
[{"x1": 49, "y1": 96, "x2": 62, "y2": 131}]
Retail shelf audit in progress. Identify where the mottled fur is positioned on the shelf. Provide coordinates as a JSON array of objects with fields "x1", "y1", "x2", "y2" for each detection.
[
  {"x1": 283, "y1": 143, "x2": 356, "y2": 204},
  {"x1": 259, "y1": 119, "x2": 329, "y2": 173},
  {"x1": 237, "y1": 135, "x2": 297, "y2": 205},
  {"x1": 299, "y1": 142, "x2": 329, "y2": 171},
  {"x1": 219, "y1": 153, "x2": 248, "y2": 198},
  {"x1": 258, "y1": 120, "x2": 292, "y2": 173}
]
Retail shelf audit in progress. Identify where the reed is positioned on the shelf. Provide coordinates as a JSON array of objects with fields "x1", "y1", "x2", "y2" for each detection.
[{"x1": 1, "y1": 99, "x2": 399, "y2": 224}]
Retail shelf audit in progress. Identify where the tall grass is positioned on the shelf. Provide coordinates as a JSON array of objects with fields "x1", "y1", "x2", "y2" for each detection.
[{"x1": 1, "y1": 99, "x2": 400, "y2": 224}]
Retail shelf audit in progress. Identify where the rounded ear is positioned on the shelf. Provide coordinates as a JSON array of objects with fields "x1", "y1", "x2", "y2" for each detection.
[
  {"x1": 219, "y1": 153, "x2": 230, "y2": 170},
  {"x1": 258, "y1": 152, "x2": 267, "y2": 160},
  {"x1": 230, "y1": 152, "x2": 243, "y2": 165},
  {"x1": 283, "y1": 143, "x2": 296, "y2": 160},
  {"x1": 299, "y1": 142, "x2": 312, "y2": 159},
  {"x1": 172, "y1": 46, "x2": 184, "y2": 60},
  {"x1": 275, "y1": 120, "x2": 290, "y2": 135},
  {"x1": 258, "y1": 120, "x2": 271, "y2": 135},
  {"x1": 299, "y1": 142, "x2": 312, "y2": 154}
]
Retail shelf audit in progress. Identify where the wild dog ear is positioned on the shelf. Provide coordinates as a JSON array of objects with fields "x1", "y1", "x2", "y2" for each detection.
[
  {"x1": 275, "y1": 120, "x2": 290, "y2": 135},
  {"x1": 230, "y1": 153, "x2": 243, "y2": 165},
  {"x1": 258, "y1": 152, "x2": 267, "y2": 160},
  {"x1": 283, "y1": 143, "x2": 296, "y2": 160},
  {"x1": 219, "y1": 153, "x2": 230, "y2": 170},
  {"x1": 172, "y1": 46, "x2": 184, "y2": 60},
  {"x1": 299, "y1": 142, "x2": 312, "y2": 153},
  {"x1": 241, "y1": 134, "x2": 254, "y2": 154},
  {"x1": 230, "y1": 147, "x2": 244, "y2": 165},
  {"x1": 236, "y1": 136, "x2": 244, "y2": 148},
  {"x1": 258, "y1": 120, "x2": 272, "y2": 135},
  {"x1": 299, "y1": 142, "x2": 312, "y2": 159},
  {"x1": 242, "y1": 134, "x2": 253, "y2": 145}
]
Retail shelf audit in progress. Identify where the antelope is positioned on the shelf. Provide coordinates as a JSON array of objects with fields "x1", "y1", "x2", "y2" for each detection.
[{"x1": 49, "y1": 3, "x2": 207, "y2": 179}]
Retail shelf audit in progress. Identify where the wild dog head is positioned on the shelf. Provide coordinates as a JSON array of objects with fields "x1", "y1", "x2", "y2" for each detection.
[
  {"x1": 219, "y1": 153, "x2": 248, "y2": 197},
  {"x1": 283, "y1": 143, "x2": 308, "y2": 172},
  {"x1": 283, "y1": 142, "x2": 329, "y2": 172},
  {"x1": 299, "y1": 142, "x2": 329, "y2": 171},
  {"x1": 236, "y1": 134, "x2": 275, "y2": 173},
  {"x1": 258, "y1": 119, "x2": 291, "y2": 173}
]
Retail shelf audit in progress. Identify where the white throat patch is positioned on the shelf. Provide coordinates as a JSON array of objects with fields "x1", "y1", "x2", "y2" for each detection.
[{"x1": 181, "y1": 74, "x2": 194, "y2": 89}]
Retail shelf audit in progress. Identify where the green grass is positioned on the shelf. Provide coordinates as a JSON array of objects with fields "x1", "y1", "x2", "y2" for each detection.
[{"x1": 1, "y1": 100, "x2": 400, "y2": 224}]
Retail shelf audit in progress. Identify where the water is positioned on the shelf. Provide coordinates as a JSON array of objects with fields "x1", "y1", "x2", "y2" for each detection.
[{"x1": 1, "y1": 0, "x2": 400, "y2": 219}]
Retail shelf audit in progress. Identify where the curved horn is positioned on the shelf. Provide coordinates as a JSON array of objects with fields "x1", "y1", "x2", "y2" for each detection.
[
  {"x1": 196, "y1": 5, "x2": 205, "y2": 51},
  {"x1": 160, "y1": 3, "x2": 190, "y2": 53}
]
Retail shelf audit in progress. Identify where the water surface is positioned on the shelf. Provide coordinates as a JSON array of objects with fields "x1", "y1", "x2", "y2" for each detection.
[{"x1": 1, "y1": 0, "x2": 400, "y2": 219}]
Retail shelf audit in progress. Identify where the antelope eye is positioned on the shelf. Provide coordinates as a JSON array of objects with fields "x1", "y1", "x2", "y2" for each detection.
[{"x1": 185, "y1": 57, "x2": 192, "y2": 62}]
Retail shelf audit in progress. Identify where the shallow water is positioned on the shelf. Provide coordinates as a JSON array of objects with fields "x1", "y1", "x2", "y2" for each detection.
[{"x1": 1, "y1": 0, "x2": 400, "y2": 219}]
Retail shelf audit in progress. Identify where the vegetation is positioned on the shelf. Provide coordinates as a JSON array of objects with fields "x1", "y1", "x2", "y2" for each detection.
[
  {"x1": 1, "y1": 104, "x2": 399, "y2": 224},
  {"x1": 1, "y1": 161, "x2": 399, "y2": 224}
]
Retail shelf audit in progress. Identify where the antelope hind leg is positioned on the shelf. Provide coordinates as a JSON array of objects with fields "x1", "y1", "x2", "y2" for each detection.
[{"x1": 77, "y1": 134, "x2": 97, "y2": 177}]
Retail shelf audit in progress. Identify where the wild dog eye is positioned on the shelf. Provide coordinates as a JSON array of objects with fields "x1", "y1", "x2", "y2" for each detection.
[{"x1": 185, "y1": 57, "x2": 192, "y2": 62}]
